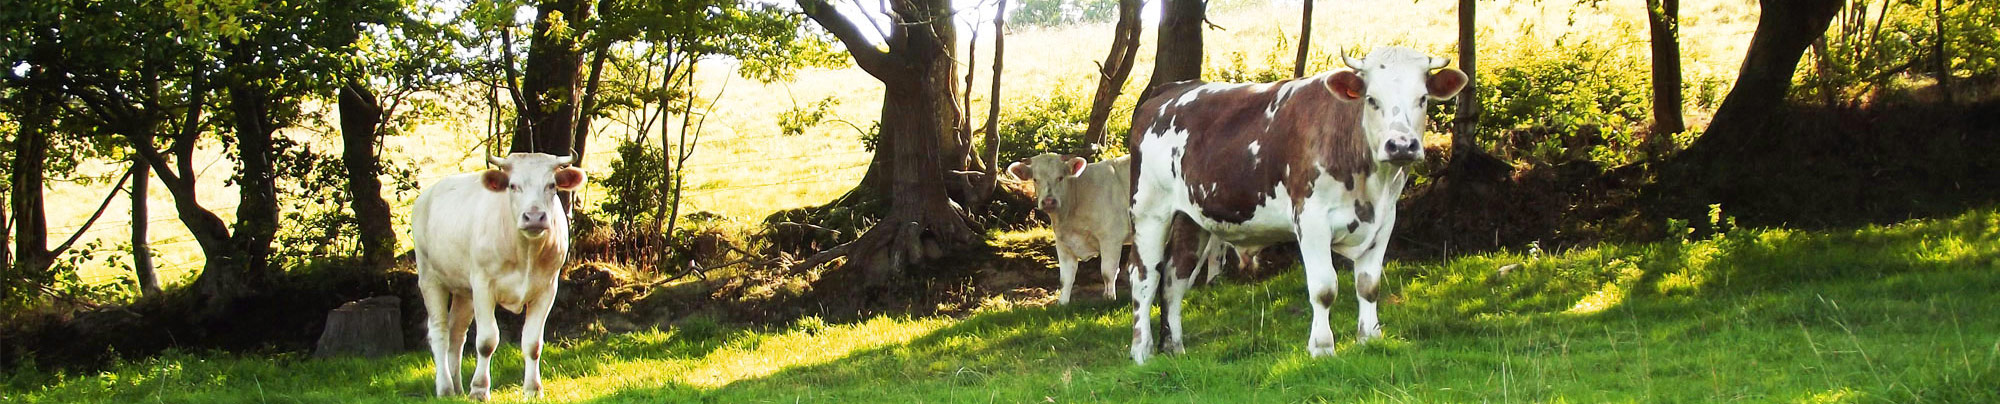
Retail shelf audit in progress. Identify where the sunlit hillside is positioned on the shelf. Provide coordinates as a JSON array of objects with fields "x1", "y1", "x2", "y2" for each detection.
[{"x1": 41, "y1": 0, "x2": 1760, "y2": 288}]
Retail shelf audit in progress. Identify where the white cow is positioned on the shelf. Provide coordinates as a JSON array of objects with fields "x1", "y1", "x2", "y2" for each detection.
[
  {"x1": 1125, "y1": 47, "x2": 1467, "y2": 363},
  {"x1": 412, "y1": 153, "x2": 587, "y2": 400},
  {"x1": 1008, "y1": 153, "x2": 1134, "y2": 304}
]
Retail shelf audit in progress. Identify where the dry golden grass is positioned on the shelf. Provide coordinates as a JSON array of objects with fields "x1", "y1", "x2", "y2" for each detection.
[{"x1": 44, "y1": 0, "x2": 1760, "y2": 288}]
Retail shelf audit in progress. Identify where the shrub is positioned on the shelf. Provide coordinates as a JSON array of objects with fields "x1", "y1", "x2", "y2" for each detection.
[
  {"x1": 1468, "y1": 33, "x2": 1654, "y2": 167},
  {"x1": 984, "y1": 83, "x2": 1130, "y2": 164},
  {"x1": 597, "y1": 140, "x2": 678, "y2": 226}
]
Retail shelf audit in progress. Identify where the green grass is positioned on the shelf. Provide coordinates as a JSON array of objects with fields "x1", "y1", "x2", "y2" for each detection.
[{"x1": 10, "y1": 208, "x2": 1996, "y2": 402}]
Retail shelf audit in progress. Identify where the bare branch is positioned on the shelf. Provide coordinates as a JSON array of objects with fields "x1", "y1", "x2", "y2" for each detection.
[
  {"x1": 800, "y1": 0, "x2": 895, "y2": 77},
  {"x1": 47, "y1": 167, "x2": 135, "y2": 257}
]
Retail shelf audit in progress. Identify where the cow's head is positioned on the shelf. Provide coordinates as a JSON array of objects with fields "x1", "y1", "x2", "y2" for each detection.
[
  {"x1": 1006, "y1": 152, "x2": 1090, "y2": 212},
  {"x1": 1329, "y1": 47, "x2": 1468, "y2": 165},
  {"x1": 482, "y1": 153, "x2": 588, "y2": 238}
]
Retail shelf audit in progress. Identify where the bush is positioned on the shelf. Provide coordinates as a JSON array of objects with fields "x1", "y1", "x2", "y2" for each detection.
[
  {"x1": 1802, "y1": 0, "x2": 2000, "y2": 103},
  {"x1": 597, "y1": 140, "x2": 679, "y2": 226},
  {"x1": 984, "y1": 83, "x2": 1129, "y2": 165},
  {"x1": 1466, "y1": 34, "x2": 1655, "y2": 167}
]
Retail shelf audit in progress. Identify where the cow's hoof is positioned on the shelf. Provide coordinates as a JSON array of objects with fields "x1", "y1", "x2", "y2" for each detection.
[
  {"x1": 1131, "y1": 335, "x2": 1155, "y2": 364},
  {"x1": 1308, "y1": 338, "x2": 1338, "y2": 357},
  {"x1": 468, "y1": 389, "x2": 490, "y2": 402},
  {"x1": 1162, "y1": 336, "x2": 1185, "y2": 354}
]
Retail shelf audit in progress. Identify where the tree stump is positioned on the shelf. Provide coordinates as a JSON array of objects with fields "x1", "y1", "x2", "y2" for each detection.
[{"x1": 314, "y1": 296, "x2": 403, "y2": 358}]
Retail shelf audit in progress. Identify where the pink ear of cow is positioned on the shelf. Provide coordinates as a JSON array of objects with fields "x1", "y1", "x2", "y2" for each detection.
[
  {"x1": 1065, "y1": 157, "x2": 1088, "y2": 177},
  {"x1": 1428, "y1": 68, "x2": 1469, "y2": 100},
  {"x1": 1327, "y1": 70, "x2": 1366, "y2": 100},
  {"x1": 1007, "y1": 162, "x2": 1032, "y2": 180},
  {"x1": 554, "y1": 167, "x2": 587, "y2": 190},
  {"x1": 482, "y1": 170, "x2": 509, "y2": 192}
]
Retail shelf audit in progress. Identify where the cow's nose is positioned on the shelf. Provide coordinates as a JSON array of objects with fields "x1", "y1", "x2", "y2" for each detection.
[
  {"x1": 522, "y1": 211, "x2": 548, "y2": 227},
  {"x1": 1385, "y1": 137, "x2": 1422, "y2": 163},
  {"x1": 1039, "y1": 198, "x2": 1059, "y2": 211}
]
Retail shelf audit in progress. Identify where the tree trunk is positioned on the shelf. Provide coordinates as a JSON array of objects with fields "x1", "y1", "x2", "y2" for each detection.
[
  {"x1": 8, "y1": 84, "x2": 52, "y2": 286},
  {"x1": 574, "y1": 45, "x2": 612, "y2": 167},
  {"x1": 1082, "y1": 0, "x2": 1145, "y2": 150},
  {"x1": 1142, "y1": 0, "x2": 1207, "y2": 100},
  {"x1": 799, "y1": 0, "x2": 979, "y2": 283},
  {"x1": 1683, "y1": 0, "x2": 1841, "y2": 157},
  {"x1": 131, "y1": 160, "x2": 160, "y2": 296},
  {"x1": 983, "y1": 0, "x2": 1006, "y2": 177},
  {"x1": 1294, "y1": 0, "x2": 1314, "y2": 78},
  {"x1": 1449, "y1": 0, "x2": 1482, "y2": 173},
  {"x1": 512, "y1": 0, "x2": 593, "y2": 156},
  {"x1": 339, "y1": 82, "x2": 397, "y2": 268},
  {"x1": 196, "y1": 43, "x2": 283, "y2": 304},
  {"x1": 1931, "y1": 0, "x2": 1949, "y2": 104},
  {"x1": 1644, "y1": 0, "x2": 1686, "y2": 155}
]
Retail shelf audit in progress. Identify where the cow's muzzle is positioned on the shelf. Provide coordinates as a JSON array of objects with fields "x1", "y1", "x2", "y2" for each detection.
[
  {"x1": 1385, "y1": 136, "x2": 1423, "y2": 164},
  {"x1": 519, "y1": 211, "x2": 551, "y2": 237},
  {"x1": 1039, "y1": 197, "x2": 1059, "y2": 211}
]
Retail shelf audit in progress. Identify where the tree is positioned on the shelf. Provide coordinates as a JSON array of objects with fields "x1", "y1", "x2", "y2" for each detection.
[
  {"x1": 332, "y1": 0, "x2": 437, "y2": 269},
  {"x1": 510, "y1": 0, "x2": 595, "y2": 158},
  {"x1": 1449, "y1": 0, "x2": 1483, "y2": 174},
  {"x1": 130, "y1": 160, "x2": 159, "y2": 296},
  {"x1": 1643, "y1": 0, "x2": 1686, "y2": 155},
  {"x1": 1081, "y1": 0, "x2": 1144, "y2": 150},
  {"x1": 1142, "y1": 0, "x2": 1207, "y2": 99},
  {"x1": 1294, "y1": 0, "x2": 1314, "y2": 78},
  {"x1": 795, "y1": 0, "x2": 981, "y2": 283},
  {"x1": 1681, "y1": 0, "x2": 1842, "y2": 158}
]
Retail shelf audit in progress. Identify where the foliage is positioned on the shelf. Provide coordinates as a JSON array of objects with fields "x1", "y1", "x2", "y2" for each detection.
[
  {"x1": 1465, "y1": 33, "x2": 1658, "y2": 167},
  {"x1": 777, "y1": 96, "x2": 841, "y2": 137},
  {"x1": 8, "y1": 208, "x2": 1997, "y2": 401},
  {"x1": 267, "y1": 138, "x2": 419, "y2": 268},
  {"x1": 986, "y1": 84, "x2": 1127, "y2": 164},
  {"x1": 597, "y1": 141, "x2": 679, "y2": 226},
  {"x1": 1801, "y1": 0, "x2": 2000, "y2": 103},
  {"x1": 1009, "y1": 0, "x2": 1118, "y2": 28}
]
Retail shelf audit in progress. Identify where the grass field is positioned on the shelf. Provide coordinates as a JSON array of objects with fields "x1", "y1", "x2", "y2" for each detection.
[{"x1": 8, "y1": 207, "x2": 1994, "y2": 402}]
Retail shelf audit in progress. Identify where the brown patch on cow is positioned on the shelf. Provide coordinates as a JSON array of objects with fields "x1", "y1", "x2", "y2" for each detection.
[
  {"x1": 479, "y1": 338, "x2": 498, "y2": 357},
  {"x1": 1347, "y1": 220, "x2": 1360, "y2": 233},
  {"x1": 1132, "y1": 76, "x2": 1372, "y2": 225},
  {"x1": 1315, "y1": 287, "x2": 1337, "y2": 307},
  {"x1": 1357, "y1": 273, "x2": 1380, "y2": 303},
  {"x1": 1168, "y1": 213, "x2": 1203, "y2": 280},
  {"x1": 528, "y1": 341, "x2": 542, "y2": 361},
  {"x1": 471, "y1": 377, "x2": 489, "y2": 390},
  {"x1": 1355, "y1": 200, "x2": 1376, "y2": 223}
]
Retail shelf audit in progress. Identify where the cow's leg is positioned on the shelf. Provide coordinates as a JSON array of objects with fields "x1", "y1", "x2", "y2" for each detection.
[
  {"x1": 1297, "y1": 209, "x2": 1342, "y2": 357},
  {"x1": 1098, "y1": 238, "x2": 1123, "y2": 300},
  {"x1": 1353, "y1": 211, "x2": 1398, "y2": 343},
  {"x1": 468, "y1": 281, "x2": 501, "y2": 402},
  {"x1": 1128, "y1": 211, "x2": 1171, "y2": 364},
  {"x1": 1160, "y1": 214, "x2": 1204, "y2": 354},
  {"x1": 445, "y1": 294, "x2": 474, "y2": 395},
  {"x1": 419, "y1": 279, "x2": 460, "y2": 397},
  {"x1": 1054, "y1": 243, "x2": 1080, "y2": 305},
  {"x1": 520, "y1": 281, "x2": 558, "y2": 398}
]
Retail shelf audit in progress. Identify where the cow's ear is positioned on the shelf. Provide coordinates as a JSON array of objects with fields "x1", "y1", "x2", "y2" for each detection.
[
  {"x1": 1327, "y1": 70, "x2": 1365, "y2": 100},
  {"x1": 481, "y1": 170, "x2": 509, "y2": 192},
  {"x1": 1006, "y1": 162, "x2": 1033, "y2": 180},
  {"x1": 1427, "y1": 68, "x2": 1469, "y2": 100},
  {"x1": 1065, "y1": 157, "x2": 1088, "y2": 177},
  {"x1": 554, "y1": 167, "x2": 587, "y2": 191}
]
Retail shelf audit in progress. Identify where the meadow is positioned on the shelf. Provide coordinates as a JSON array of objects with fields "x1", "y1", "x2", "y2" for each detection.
[{"x1": 7, "y1": 206, "x2": 1995, "y2": 402}]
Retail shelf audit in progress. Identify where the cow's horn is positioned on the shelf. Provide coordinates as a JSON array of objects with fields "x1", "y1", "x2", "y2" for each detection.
[
  {"x1": 489, "y1": 155, "x2": 509, "y2": 169},
  {"x1": 1428, "y1": 57, "x2": 1449, "y2": 69},
  {"x1": 1342, "y1": 55, "x2": 1365, "y2": 69},
  {"x1": 554, "y1": 155, "x2": 574, "y2": 166}
]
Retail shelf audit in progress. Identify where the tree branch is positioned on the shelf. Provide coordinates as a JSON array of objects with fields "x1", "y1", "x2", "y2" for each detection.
[
  {"x1": 47, "y1": 167, "x2": 135, "y2": 257},
  {"x1": 800, "y1": 0, "x2": 895, "y2": 77}
]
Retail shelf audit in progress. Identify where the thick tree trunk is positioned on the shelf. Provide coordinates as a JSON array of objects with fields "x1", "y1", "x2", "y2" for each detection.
[
  {"x1": 339, "y1": 82, "x2": 397, "y2": 268},
  {"x1": 1082, "y1": 0, "x2": 1145, "y2": 150},
  {"x1": 1449, "y1": 0, "x2": 1483, "y2": 173},
  {"x1": 1644, "y1": 0, "x2": 1686, "y2": 155},
  {"x1": 1294, "y1": 0, "x2": 1314, "y2": 78},
  {"x1": 1684, "y1": 0, "x2": 1841, "y2": 157},
  {"x1": 1142, "y1": 0, "x2": 1207, "y2": 100},
  {"x1": 799, "y1": 0, "x2": 979, "y2": 283},
  {"x1": 574, "y1": 46, "x2": 611, "y2": 167},
  {"x1": 131, "y1": 160, "x2": 160, "y2": 296},
  {"x1": 512, "y1": 0, "x2": 593, "y2": 156}
]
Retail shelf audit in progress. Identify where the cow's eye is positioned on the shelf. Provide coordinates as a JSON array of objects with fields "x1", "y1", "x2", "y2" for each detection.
[
  {"x1": 508, "y1": 184, "x2": 519, "y2": 191},
  {"x1": 1366, "y1": 97, "x2": 1378, "y2": 108},
  {"x1": 546, "y1": 183, "x2": 556, "y2": 191}
]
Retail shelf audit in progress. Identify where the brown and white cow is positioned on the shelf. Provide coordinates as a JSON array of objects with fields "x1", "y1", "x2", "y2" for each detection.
[
  {"x1": 1124, "y1": 47, "x2": 1466, "y2": 363},
  {"x1": 1008, "y1": 153, "x2": 1134, "y2": 304},
  {"x1": 412, "y1": 153, "x2": 587, "y2": 400}
]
